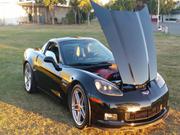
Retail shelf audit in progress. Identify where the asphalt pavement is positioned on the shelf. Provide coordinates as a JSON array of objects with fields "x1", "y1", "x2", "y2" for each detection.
[{"x1": 153, "y1": 22, "x2": 180, "y2": 35}]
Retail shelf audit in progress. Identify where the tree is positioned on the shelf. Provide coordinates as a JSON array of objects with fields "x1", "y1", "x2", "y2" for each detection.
[
  {"x1": 110, "y1": 0, "x2": 136, "y2": 11},
  {"x1": 147, "y1": 0, "x2": 175, "y2": 15},
  {"x1": 108, "y1": 0, "x2": 147, "y2": 11},
  {"x1": 79, "y1": 0, "x2": 100, "y2": 25},
  {"x1": 160, "y1": 0, "x2": 175, "y2": 15},
  {"x1": 147, "y1": 0, "x2": 157, "y2": 14},
  {"x1": 43, "y1": 0, "x2": 65, "y2": 24},
  {"x1": 136, "y1": 0, "x2": 147, "y2": 10},
  {"x1": 147, "y1": 0, "x2": 175, "y2": 22},
  {"x1": 160, "y1": 0, "x2": 175, "y2": 22},
  {"x1": 69, "y1": 0, "x2": 81, "y2": 24}
]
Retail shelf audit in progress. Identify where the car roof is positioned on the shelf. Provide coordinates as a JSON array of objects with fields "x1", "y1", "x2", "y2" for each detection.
[{"x1": 50, "y1": 37, "x2": 96, "y2": 43}]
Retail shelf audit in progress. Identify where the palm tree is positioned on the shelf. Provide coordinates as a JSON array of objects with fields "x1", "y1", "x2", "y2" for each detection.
[
  {"x1": 70, "y1": 0, "x2": 81, "y2": 24},
  {"x1": 79, "y1": 0, "x2": 100, "y2": 25}
]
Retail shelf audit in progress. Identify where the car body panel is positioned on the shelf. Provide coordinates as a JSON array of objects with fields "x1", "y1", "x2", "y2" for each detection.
[
  {"x1": 90, "y1": 83, "x2": 168, "y2": 126},
  {"x1": 91, "y1": 1, "x2": 157, "y2": 85}
]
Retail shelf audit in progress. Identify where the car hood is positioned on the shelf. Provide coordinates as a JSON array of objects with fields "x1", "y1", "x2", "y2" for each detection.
[{"x1": 91, "y1": 1, "x2": 157, "y2": 85}]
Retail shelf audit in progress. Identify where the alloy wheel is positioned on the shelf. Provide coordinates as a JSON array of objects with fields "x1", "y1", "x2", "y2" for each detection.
[
  {"x1": 71, "y1": 88, "x2": 86, "y2": 126},
  {"x1": 24, "y1": 64, "x2": 32, "y2": 91}
]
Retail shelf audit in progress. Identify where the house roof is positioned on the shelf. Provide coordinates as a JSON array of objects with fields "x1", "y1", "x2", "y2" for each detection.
[{"x1": 18, "y1": 0, "x2": 70, "y2": 8}]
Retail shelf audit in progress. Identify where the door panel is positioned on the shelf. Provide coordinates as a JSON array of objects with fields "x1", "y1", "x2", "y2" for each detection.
[
  {"x1": 35, "y1": 53, "x2": 62, "y2": 97},
  {"x1": 35, "y1": 41, "x2": 63, "y2": 97}
]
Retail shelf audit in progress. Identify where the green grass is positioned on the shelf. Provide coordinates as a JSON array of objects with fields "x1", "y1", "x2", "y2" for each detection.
[{"x1": 0, "y1": 23, "x2": 179, "y2": 134}]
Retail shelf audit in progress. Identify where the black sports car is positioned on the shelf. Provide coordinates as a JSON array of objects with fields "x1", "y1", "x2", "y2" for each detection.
[{"x1": 23, "y1": 2, "x2": 169, "y2": 129}]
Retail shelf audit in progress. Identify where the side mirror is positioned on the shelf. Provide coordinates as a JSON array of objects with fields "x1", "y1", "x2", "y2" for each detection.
[
  {"x1": 44, "y1": 56, "x2": 54, "y2": 63},
  {"x1": 44, "y1": 56, "x2": 62, "y2": 71}
]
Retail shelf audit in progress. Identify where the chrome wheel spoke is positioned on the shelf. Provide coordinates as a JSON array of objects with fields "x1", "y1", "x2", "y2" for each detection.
[
  {"x1": 28, "y1": 74, "x2": 31, "y2": 80},
  {"x1": 74, "y1": 91, "x2": 80, "y2": 104},
  {"x1": 80, "y1": 95, "x2": 84, "y2": 106},
  {"x1": 77, "y1": 111, "x2": 81, "y2": 123},
  {"x1": 81, "y1": 108, "x2": 85, "y2": 119},
  {"x1": 71, "y1": 87, "x2": 86, "y2": 126},
  {"x1": 72, "y1": 104, "x2": 78, "y2": 107},
  {"x1": 24, "y1": 65, "x2": 32, "y2": 91},
  {"x1": 25, "y1": 76, "x2": 28, "y2": 83},
  {"x1": 72, "y1": 108, "x2": 79, "y2": 111},
  {"x1": 26, "y1": 80, "x2": 29, "y2": 86},
  {"x1": 25, "y1": 71, "x2": 28, "y2": 77}
]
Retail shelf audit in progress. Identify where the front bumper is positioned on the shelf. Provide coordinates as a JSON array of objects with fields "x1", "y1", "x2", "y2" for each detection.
[
  {"x1": 96, "y1": 107, "x2": 168, "y2": 127},
  {"x1": 89, "y1": 83, "x2": 169, "y2": 127}
]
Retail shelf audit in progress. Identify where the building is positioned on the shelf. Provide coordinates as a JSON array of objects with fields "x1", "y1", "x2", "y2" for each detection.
[
  {"x1": 0, "y1": 0, "x2": 26, "y2": 25},
  {"x1": 0, "y1": 0, "x2": 70, "y2": 25},
  {"x1": 18, "y1": 0, "x2": 70, "y2": 24}
]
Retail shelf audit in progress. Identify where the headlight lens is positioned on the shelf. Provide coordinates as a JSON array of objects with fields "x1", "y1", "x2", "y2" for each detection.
[
  {"x1": 155, "y1": 73, "x2": 165, "y2": 88},
  {"x1": 95, "y1": 79, "x2": 123, "y2": 96}
]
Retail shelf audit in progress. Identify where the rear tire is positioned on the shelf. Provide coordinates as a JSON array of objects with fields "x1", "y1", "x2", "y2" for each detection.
[
  {"x1": 69, "y1": 84, "x2": 89, "y2": 129},
  {"x1": 24, "y1": 63, "x2": 37, "y2": 93}
]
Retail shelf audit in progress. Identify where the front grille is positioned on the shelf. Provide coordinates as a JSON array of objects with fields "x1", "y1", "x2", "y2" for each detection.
[{"x1": 125, "y1": 103, "x2": 167, "y2": 122}]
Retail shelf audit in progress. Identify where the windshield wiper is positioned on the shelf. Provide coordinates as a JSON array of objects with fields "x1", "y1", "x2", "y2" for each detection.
[
  {"x1": 69, "y1": 61, "x2": 112, "y2": 67},
  {"x1": 93, "y1": 61, "x2": 112, "y2": 66},
  {"x1": 69, "y1": 63, "x2": 95, "y2": 66}
]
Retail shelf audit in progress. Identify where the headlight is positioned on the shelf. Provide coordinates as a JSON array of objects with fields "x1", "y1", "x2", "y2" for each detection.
[
  {"x1": 155, "y1": 73, "x2": 165, "y2": 88},
  {"x1": 95, "y1": 79, "x2": 123, "y2": 96}
]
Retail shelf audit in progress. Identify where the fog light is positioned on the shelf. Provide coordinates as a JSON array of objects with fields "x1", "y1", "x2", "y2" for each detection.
[{"x1": 104, "y1": 113, "x2": 118, "y2": 121}]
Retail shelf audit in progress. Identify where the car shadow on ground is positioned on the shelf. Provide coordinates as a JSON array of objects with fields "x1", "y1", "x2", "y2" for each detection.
[{"x1": 0, "y1": 86, "x2": 179, "y2": 135}]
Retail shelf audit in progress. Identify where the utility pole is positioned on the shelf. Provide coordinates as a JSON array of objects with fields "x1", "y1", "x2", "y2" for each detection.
[{"x1": 157, "y1": 0, "x2": 160, "y2": 28}]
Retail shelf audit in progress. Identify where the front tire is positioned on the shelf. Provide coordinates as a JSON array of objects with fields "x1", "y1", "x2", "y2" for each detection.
[
  {"x1": 24, "y1": 63, "x2": 37, "y2": 93},
  {"x1": 69, "y1": 84, "x2": 89, "y2": 129}
]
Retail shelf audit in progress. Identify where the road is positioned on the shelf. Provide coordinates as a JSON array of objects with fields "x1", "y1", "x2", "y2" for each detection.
[{"x1": 153, "y1": 22, "x2": 180, "y2": 35}]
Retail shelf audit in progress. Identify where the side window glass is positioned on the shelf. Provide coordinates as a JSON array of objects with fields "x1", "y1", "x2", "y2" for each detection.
[
  {"x1": 45, "y1": 42, "x2": 60, "y2": 63},
  {"x1": 41, "y1": 43, "x2": 47, "y2": 53}
]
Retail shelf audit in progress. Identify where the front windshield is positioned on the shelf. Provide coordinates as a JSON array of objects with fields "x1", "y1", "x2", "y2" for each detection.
[{"x1": 60, "y1": 39, "x2": 114, "y2": 65}]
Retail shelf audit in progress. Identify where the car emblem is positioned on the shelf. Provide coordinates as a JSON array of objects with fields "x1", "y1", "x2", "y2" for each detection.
[{"x1": 142, "y1": 90, "x2": 150, "y2": 95}]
